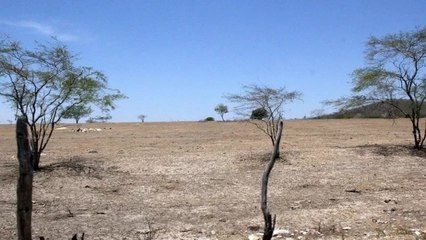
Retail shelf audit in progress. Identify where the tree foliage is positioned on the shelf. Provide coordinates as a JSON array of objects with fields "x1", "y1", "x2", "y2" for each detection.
[
  {"x1": 214, "y1": 103, "x2": 228, "y2": 121},
  {"x1": 0, "y1": 39, "x2": 126, "y2": 169},
  {"x1": 250, "y1": 107, "x2": 268, "y2": 120},
  {"x1": 328, "y1": 27, "x2": 426, "y2": 149},
  {"x1": 226, "y1": 84, "x2": 301, "y2": 151},
  {"x1": 62, "y1": 104, "x2": 92, "y2": 124},
  {"x1": 137, "y1": 114, "x2": 146, "y2": 123}
]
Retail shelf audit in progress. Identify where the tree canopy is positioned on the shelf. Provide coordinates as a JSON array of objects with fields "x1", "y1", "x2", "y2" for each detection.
[
  {"x1": 329, "y1": 27, "x2": 426, "y2": 149},
  {"x1": 0, "y1": 38, "x2": 126, "y2": 169},
  {"x1": 226, "y1": 84, "x2": 301, "y2": 150},
  {"x1": 214, "y1": 103, "x2": 228, "y2": 121}
]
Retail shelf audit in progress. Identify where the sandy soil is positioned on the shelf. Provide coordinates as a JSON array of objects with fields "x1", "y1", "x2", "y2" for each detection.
[{"x1": 1, "y1": 119, "x2": 425, "y2": 239}]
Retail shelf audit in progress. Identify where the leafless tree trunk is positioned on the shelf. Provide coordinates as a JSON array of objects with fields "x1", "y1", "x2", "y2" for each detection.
[
  {"x1": 261, "y1": 121, "x2": 283, "y2": 240},
  {"x1": 16, "y1": 118, "x2": 33, "y2": 240}
]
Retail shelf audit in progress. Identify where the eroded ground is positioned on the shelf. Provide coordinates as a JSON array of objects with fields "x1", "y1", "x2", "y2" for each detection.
[{"x1": 1, "y1": 119, "x2": 425, "y2": 239}]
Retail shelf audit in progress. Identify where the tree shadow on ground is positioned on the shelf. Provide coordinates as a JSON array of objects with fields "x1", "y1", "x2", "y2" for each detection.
[
  {"x1": 353, "y1": 144, "x2": 426, "y2": 158},
  {"x1": 40, "y1": 157, "x2": 104, "y2": 179}
]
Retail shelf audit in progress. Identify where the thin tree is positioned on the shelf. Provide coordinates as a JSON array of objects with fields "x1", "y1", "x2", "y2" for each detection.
[
  {"x1": 138, "y1": 114, "x2": 147, "y2": 123},
  {"x1": 0, "y1": 39, "x2": 126, "y2": 170},
  {"x1": 261, "y1": 121, "x2": 283, "y2": 240},
  {"x1": 226, "y1": 84, "x2": 300, "y2": 157},
  {"x1": 327, "y1": 27, "x2": 426, "y2": 149},
  {"x1": 214, "y1": 104, "x2": 228, "y2": 121}
]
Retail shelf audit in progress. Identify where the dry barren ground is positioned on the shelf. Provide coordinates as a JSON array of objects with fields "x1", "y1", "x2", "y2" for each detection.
[{"x1": 1, "y1": 119, "x2": 426, "y2": 239}]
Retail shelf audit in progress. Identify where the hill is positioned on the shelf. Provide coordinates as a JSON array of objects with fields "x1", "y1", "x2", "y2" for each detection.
[{"x1": 321, "y1": 99, "x2": 426, "y2": 119}]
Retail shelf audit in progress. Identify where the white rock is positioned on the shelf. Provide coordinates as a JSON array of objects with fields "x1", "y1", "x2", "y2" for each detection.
[
  {"x1": 248, "y1": 234, "x2": 261, "y2": 240},
  {"x1": 273, "y1": 229, "x2": 290, "y2": 236}
]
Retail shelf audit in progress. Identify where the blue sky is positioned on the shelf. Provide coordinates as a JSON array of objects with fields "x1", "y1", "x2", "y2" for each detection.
[{"x1": 1, "y1": 1, "x2": 425, "y2": 122}]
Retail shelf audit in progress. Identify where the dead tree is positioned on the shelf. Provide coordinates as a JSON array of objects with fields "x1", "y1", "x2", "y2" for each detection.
[
  {"x1": 261, "y1": 121, "x2": 283, "y2": 240},
  {"x1": 16, "y1": 118, "x2": 34, "y2": 240}
]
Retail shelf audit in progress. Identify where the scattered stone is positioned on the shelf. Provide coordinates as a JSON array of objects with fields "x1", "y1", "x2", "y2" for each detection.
[
  {"x1": 384, "y1": 199, "x2": 398, "y2": 204},
  {"x1": 75, "y1": 127, "x2": 103, "y2": 133},
  {"x1": 248, "y1": 233, "x2": 261, "y2": 240},
  {"x1": 345, "y1": 188, "x2": 361, "y2": 194},
  {"x1": 273, "y1": 228, "x2": 290, "y2": 236},
  {"x1": 88, "y1": 150, "x2": 98, "y2": 154}
]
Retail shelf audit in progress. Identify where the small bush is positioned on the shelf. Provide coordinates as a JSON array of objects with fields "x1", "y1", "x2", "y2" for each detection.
[{"x1": 204, "y1": 117, "x2": 215, "y2": 121}]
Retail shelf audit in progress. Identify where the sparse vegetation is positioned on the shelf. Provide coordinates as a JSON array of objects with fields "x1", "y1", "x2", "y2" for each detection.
[
  {"x1": 226, "y1": 84, "x2": 301, "y2": 157},
  {"x1": 328, "y1": 27, "x2": 426, "y2": 149},
  {"x1": 0, "y1": 39, "x2": 126, "y2": 170},
  {"x1": 1, "y1": 120, "x2": 426, "y2": 239}
]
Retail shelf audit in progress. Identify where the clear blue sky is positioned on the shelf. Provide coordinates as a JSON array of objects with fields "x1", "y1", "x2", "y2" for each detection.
[{"x1": 1, "y1": 1, "x2": 425, "y2": 122}]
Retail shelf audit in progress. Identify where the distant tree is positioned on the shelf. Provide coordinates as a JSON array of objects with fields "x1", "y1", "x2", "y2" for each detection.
[
  {"x1": 0, "y1": 39, "x2": 126, "y2": 170},
  {"x1": 214, "y1": 104, "x2": 228, "y2": 121},
  {"x1": 327, "y1": 27, "x2": 426, "y2": 149},
  {"x1": 204, "y1": 117, "x2": 215, "y2": 121},
  {"x1": 62, "y1": 104, "x2": 92, "y2": 124},
  {"x1": 250, "y1": 107, "x2": 268, "y2": 120},
  {"x1": 226, "y1": 84, "x2": 301, "y2": 157},
  {"x1": 310, "y1": 109, "x2": 325, "y2": 119},
  {"x1": 137, "y1": 114, "x2": 146, "y2": 123},
  {"x1": 87, "y1": 114, "x2": 112, "y2": 123}
]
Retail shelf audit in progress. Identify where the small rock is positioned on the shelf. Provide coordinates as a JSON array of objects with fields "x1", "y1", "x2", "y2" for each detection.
[
  {"x1": 88, "y1": 150, "x2": 98, "y2": 154},
  {"x1": 248, "y1": 234, "x2": 261, "y2": 240},
  {"x1": 345, "y1": 188, "x2": 361, "y2": 193},
  {"x1": 342, "y1": 226, "x2": 351, "y2": 230},
  {"x1": 273, "y1": 229, "x2": 290, "y2": 236}
]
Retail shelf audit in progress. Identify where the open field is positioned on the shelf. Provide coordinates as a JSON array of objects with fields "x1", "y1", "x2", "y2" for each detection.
[{"x1": 1, "y1": 119, "x2": 426, "y2": 239}]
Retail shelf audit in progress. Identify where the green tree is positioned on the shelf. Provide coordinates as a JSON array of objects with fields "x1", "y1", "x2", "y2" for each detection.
[
  {"x1": 226, "y1": 84, "x2": 301, "y2": 157},
  {"x1": 214, "y1": 103, "x2": 228, "y2": 121},
  {"x1": 204, "y1": 117, "x2": 215, "y2": 121},
  {"x1": 137, "y1": 114, "x2": 146, "y2": 123},
  {"x1": 329, "y1": 27, "x2": 426, "y2": 149},
  {"x1": 250, "y1": 107, "x2": 268, "y2": 120},
  {"x1": 0, "y1": 39, "x2": 126, "y2": 170},
  {"x1": 62, "y1": 104, "x2": 92, "y2": 124}
]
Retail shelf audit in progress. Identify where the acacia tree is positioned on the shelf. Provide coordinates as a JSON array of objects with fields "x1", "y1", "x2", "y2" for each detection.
[
  {"x1": 137, "y1": 114, "x2": 146, "y2": 123},
  {"x1": 62, "y1": 104, "x2": 92, "y2": 124},
  {"x1": 0, "y1": 39, "x2": 126, "y2": 170},
  {"x1": 330, "y1": 27, "x2": 426, "y2": 149},
  {"x1": 214, "y1": 103, "x2": 228, "y2": 121},
  {"x1": 226, "y1": 84, "x2": 301, "y2": 157}
]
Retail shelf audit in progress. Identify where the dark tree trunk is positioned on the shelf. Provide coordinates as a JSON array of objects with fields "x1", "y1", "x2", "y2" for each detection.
[
  {"x1": 16, "y1": 118, "x2": 33, "y2": 240},
  {"x1": 75, "y1": 118, "x2": 79, "y2": 124},
  {"x1": 261, "y1": 121, "x2": 283, "y2": 240},
  {"x1": 32, "y1": 151, "x2": 41, "y2": 171},
  {"x1": 410, "y1": 115, "x2": 424, "y2": 150}
]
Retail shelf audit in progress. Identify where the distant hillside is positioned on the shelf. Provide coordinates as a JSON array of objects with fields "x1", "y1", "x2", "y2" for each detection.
[{"x1": 321, "y1": 100, "x2": 426, "y2": 119}]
